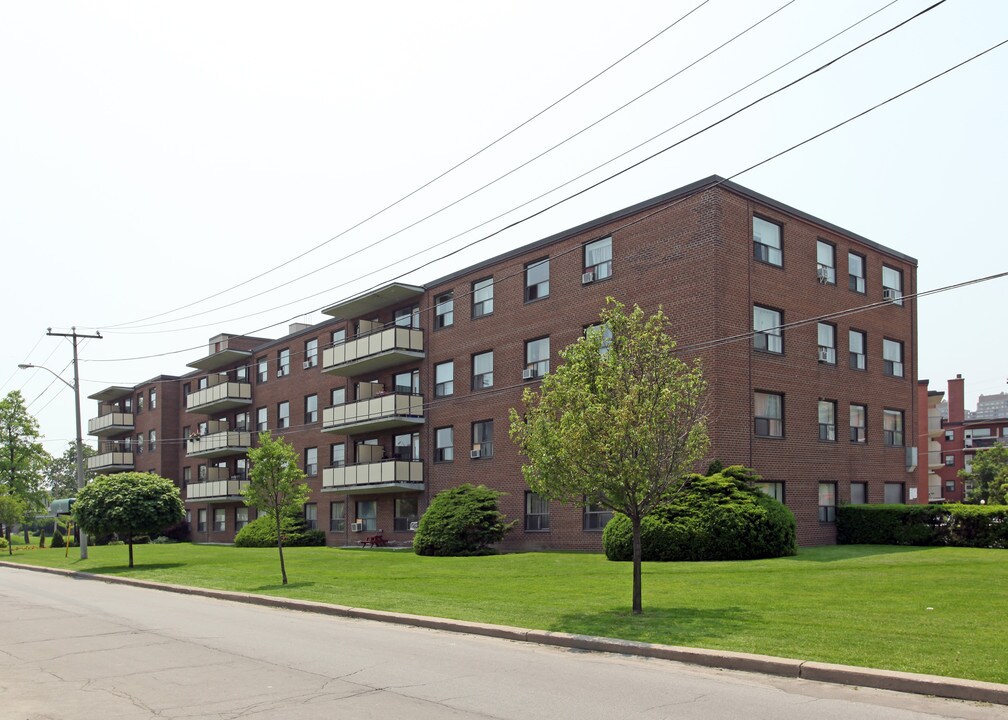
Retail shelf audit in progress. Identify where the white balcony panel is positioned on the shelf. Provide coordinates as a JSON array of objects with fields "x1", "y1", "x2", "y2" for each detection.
[
  {"x1": 186, "y1": 478, "x2": 249, "y2": 502},
  {"x1": 86, "y1": 452, "x2": 135, "y2": 472},
  {"x1": 88, "y1": 412, "x2": 135, "y2": 437},
  {"x1": 186, "y1": 382, "x2": 252, "y2": 414},
  {"x1": 322, "y1": 460, "x2": 423, "y2": 495},
  {"x1": 322, "y1": 393, "x2": 424, "y2": 434},
  {"x1": 186, "y1": 431, "x2": 252, "y2": 459},
  {"x1": 322, "y1": 327, "x2": 424, "y2": 377}
]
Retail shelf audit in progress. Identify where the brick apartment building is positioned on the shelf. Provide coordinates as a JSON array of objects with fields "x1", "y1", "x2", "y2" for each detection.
[
  {"x1": 86, "y1": 176, "x2": 918, "y2": 548},
  {"x1": 917, "y1": 374, "x2": 1008, "y2": 502}
]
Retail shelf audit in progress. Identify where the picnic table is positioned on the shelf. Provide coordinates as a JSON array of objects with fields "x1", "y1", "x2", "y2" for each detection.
[{"x1": 360, "y1": 533, "x2": 387, "y2": 548}]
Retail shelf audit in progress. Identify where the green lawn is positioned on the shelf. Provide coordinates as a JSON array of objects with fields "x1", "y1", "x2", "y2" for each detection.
[{"x1": 3, "y1": 542, "x2": 1004, "y2": 684}]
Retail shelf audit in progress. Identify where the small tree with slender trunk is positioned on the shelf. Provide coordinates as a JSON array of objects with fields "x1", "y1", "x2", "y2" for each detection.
[
  {"x1": 0, "y1": 493, "x2": 27, "y2": 556},
  {"x1": 243, "y1": 432, "x2": 310, "y2": 585},
  {"x1": 510, "y1": 299, "x2": 710, "y2": 614},
  {"x1": 0, "y1": 390, "x2": 50, "y2": 544}
]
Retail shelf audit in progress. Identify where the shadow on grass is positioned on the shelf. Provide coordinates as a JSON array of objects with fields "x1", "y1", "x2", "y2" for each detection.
[
  {"x1": 252, "y1": 581, "x2": 316, "y2": 592},
  {"x1": 78, "y1": 563, "x2": 186, "y2": 574},
  {"x1": 783, "y1": 545, "x2": 933, "y2": 563},
  {"x1": 550, "y1": 605, "x2": 754, "y2": 646}
]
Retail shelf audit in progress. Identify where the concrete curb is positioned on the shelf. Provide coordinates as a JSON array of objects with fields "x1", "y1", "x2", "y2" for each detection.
[{"x1": 3, "y1": 560, "x2": 1006, "y2": 705}]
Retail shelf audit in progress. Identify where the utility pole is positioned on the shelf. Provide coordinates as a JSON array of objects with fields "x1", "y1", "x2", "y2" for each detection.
[{"x1": 46, "y1": 327, "x2": 102, "y2": 560}]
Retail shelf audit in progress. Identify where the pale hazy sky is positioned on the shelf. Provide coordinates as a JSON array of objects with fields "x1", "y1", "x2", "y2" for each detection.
[{"x1": 2, "y1": 0, "x2": 1006, "y2": 451}]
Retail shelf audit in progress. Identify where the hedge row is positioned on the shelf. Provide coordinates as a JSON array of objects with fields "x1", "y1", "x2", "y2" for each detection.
[
  {"x1": 836, "y1": 504, "x2": 1008, "y2": 548},
  {"x1": 233, "y1": 515, "x2": 325, "y2": 548}
]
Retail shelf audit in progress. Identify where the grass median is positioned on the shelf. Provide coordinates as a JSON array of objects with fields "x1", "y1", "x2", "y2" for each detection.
[{"x1": 3, "y1": 542, "x2": 1004, "y2": 684}]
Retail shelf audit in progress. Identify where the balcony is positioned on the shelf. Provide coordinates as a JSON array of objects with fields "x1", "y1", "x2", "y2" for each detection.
[
  {"x1": 87, "y1": 451, "x2": 134, "y2": 473},
  {"x1": 322, "y1": 387, "x2": 424, "y2": 434},
  {"x1": 186, "y1": 477, "x2": 249, "y2": 503},
  {"x1": 186, "y1": 378, "x2": 252, "y2": 414},
  {"x1": 187, "y1": 429, "x2": 252, "y2": 459},
  {"x1": 322, "y1": 460, "x2": 423, "y2": 495},
  {"x1": 87, "y1": 407, "x2": 134, "y2": 437},
  {"x1": 322, "y1": 324, "x2": 424, "y2": 377},
  {"x1": 927, "y1": 451, "x2": 943, "y2": 469}
]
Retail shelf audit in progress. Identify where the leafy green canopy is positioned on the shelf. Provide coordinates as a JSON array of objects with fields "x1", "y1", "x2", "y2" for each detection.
[
  {"x1": 413, "y1": 484, "x2": 514, "y2": 556},
  {"x1": 73, "y1": 472, "x2": 184, "y2": 539},
  {"x1": 959, "y1": 443, "x2": 1008, "y2": 505},
  {"x1": 0, "y1": 390, "x2": 50, "y2": 523},
  {"x1": 234, "y1": 514, "x2": 324, "y2": 548}
]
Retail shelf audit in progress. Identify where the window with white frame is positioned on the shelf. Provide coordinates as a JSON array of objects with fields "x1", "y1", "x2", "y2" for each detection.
[
  {"x1": 330, "y1": 442, "x2": 345, "y2": 467},
  {"x1": 472, "y1": 420, "x2": 493, "y2": 459},
  {"x1": 256, "y1": 406, "x2": 267, "y2": 432},
  {"x1": 472, "y1": 277, "x2": 493, "y2": 318},
  {"x1": 584, "y1": 236, "x2": 612, "y2": 280},
  {"x1": 277, "y1": 401, "x2": 289, "y2": 429},
  {"x1": 850, "y1": 404, "x2": 867, "y2": 443},
  {"x1": 755, "y1": 482, "x2": 784, "y2": 502},
  {"x1": 883, "y1": 339, "x2": 903, "y2": 377},
  {"x1": 148, "y1": 429, "x2": 156, "y2": 452},
  {"x1": 472, "y1": 351, "x2": 493, "y2": 390},
  {"x1": 816, "y1": 240, "x2": 835, "y2": 284},
  {"x1": 752, "y1": 216, "x2": 782, "y2": 266},
  {"x1": 394, "y1": 370, "x2": 419, "y2": 395},
  {"x1": 525, "y1": 337, "x2": 550, "y2": 378},
  {"x1": 883, "y1": 409, "x2": 904, "y2": 447},
  {"x1": 304, "y1": 394, "x2": 318, "y2": 424},
  {"x1": 331, "y1": 328, "x2": 346, "y2": 344},
  {"x1": 525, "y1": 492, "x2": 550, "y2": 531},
  {"x1": 305, "y1": 338, "x2": 318, "y2": 368},
  {"x1": 585, "y1": 323, "x2": 613, "y2": 356},
  {"x1": 753, "y1": 305, "x2": 783, "y2": 354},
  {"x1": 435, "y1": 427, "x2": 453, "y2": 462},
  {"x1": 818, "y1": 482, "x2": 837, "y2": 522},
  {"x1": 817, "y1": 323, "x2": 836, "y2": 364},
  {"x1": 197, "y1": 509, "x2": 207, "y2": 532},
  {"x1": 525, "y1": 259, "x2": 549, "y2": 301},
  {"x1": 150, "y1": 389, "x2": 157, "y2": 409},
  {"x1": 257, "y1": 357, "x2": 268, "y2": 383},
  {"x1": 434, "y1": 292, "x2": 454, "y2": 329},
  {"x1": 393, "y1": 432, "x2": 419, "y2": 461},
  {"x1": 818, "y1": 400, "x2": 836, "y2": 441},
  {"x1": 304, "y1": 503, "x2": 317, "y2": 530},
  {"x1": 945, "y1": 454, "x2": 954, "y2": 466},
  {"x1": 277, "y1": 348, "x2": 290, "y2": 377},
  {"x1": 305, "y1": 447, "x2": 318, "y2": 477},
  {"x1": 848, "y1": 252, "x2": 866, "y2": 293},
  {"x1": 754, "y1": 392, "x2": 783, "y2": 438},
  {"x1": 882, "y1": 264, "x2": 903, "y2": 305},
  {"x1": 583, "y1": 502, "x2": 613, "y2": 531},
  {"x1": 355, "y1": 500, "x2": 377, "y2": 532},
  {"x1": 235, "y1": 507, "x2": 249, "y2": 531},
  {"x1": 434, "y1": 361, "x2": 454, "y2": 397},
  {"x1": 331, "y1": 387, "x2": 345, "y2": 406},
  {"x1": 849, "y1": 329, "x2": 866, "y2": 370},
  {"x1": 330, "y1": 501, "x2": 345, "y2": 532},
  {"x1": 213, "y1": 508, "x2": 226, "y2": 532},
  {"x1": 394, "y1": 306, "x2": 420, "y2": 328},
  {"x1": 945, "y1": 429, "x2": 954, "y2": 441},
  {"x1": 394, "y1": 498, "x2": 418, "y2": 532}
]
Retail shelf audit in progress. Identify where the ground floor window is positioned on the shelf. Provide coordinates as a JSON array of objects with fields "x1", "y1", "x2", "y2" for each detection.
[
  {"x1": 583, "y1": 502, "x2": 612, "y2": 531},
  {"x1": 525, "y1": 492, "x2": 550, "y2": 532},
  {"x1": 945, "y1": 480, "x2": 956, "y2": 494},
  {"x1": 304, "y1": 503, "x2": 317, "y2": 530},
  {"x1": 330, "y1": 501, "x2": 345, "y2": 532},
  {"x1": 884, "y1": 482, "x2": 904, "y2": 504},
  {"x1": 355, "y1": 500, "x2": 377, "y2": 532},
  {"x1": 755, "y1": 481, "x2": 784, "y2": 503},
  {"x1": 235, "y1": 507, "x2": 249, "y2": 531},
  {"x1": 213, "y1": 508, "x2": 226, "y2": 532},
  {"x1": 818, "y1": 482, "x2": 837, "y2": 522},
  {"x1": 394, "y1": 497, "x2": 419, "y2": 531},
  {"x1": 850, "y1": 482, "x2": 867, "y2": 504},
  {"x1": 197, "y1": 509, "x2": 207, "y2": 532}
]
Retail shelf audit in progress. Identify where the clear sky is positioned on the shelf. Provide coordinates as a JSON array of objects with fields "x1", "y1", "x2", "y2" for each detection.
[{"x1": 2, "y1": 0, "x2": 1006, "y2": 452}]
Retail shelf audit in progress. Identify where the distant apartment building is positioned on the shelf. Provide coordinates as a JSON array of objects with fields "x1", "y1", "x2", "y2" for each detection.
[
  {"x1": 969, "y1": 392, "x2": 1008, "y2": 420},
  {"x1": 87, "y1": 177, "x2": 918, "y2": 547}
]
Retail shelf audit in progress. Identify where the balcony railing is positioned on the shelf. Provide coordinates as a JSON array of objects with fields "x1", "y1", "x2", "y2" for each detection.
[
  {"x1": 86, "y1": 452, "x2": 135, "y2": 472},
  {"x1": 186, "y1": 430, "x2": 252, "y2": 459},
  {"x1": 322, "y1": 326, "x2": 424, "y2": 377},
  {"x1": 186, "y1": 381, "x2": 252, "y2": 414},
  {"x1": 322, "y1": 393, "x2": 424, "y2": 434},
  {"x1": 186, "y1": 478, "x2": 249, "y2": 502},
  {"x1": 87, "y1": 411, "x2": 134, "y2": 437},
  {"x1": 322, "y1": 459, "x2": 423, "y2": 494}
]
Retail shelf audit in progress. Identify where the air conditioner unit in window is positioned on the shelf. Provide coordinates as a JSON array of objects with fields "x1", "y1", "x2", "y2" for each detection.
[
  {"x1": 816, "y1": 265, "x2": 830, "y2": 283},
  {"x1": 350, "y1": 521, "x2": 364, "y2": 532},
  {"x1": 882, "y1": 288, "x2": 900, "y2": 302},
  {"x1": 581, "y1": 271, "x2": 595, "y2": 284},
  {"x1": 817, "y1": 346, "x2": 832, "y2": 362},
  {"x1": 522, "y1": 368, "x2": 535, "y2": 381},
  {"x1": 303, "y1": 361, "x2": 312, "y2": 370},
  {"x1": 409, "y1": 521, "x2": 419, "y2": 531},
  {"x1": 470, "y1": 449, "x2": 481, "y2": 459}
]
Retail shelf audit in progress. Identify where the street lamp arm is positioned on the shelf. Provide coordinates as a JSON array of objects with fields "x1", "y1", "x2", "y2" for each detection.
[{"x1": 17, "y1": 363, "x2": 75, "y2": 391}]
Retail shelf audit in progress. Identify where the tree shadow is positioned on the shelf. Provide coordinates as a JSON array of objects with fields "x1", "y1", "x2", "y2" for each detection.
[
  {"x1": 782, "y1": 545, "x2": 933, "y2": 563},
  {"x1": 251, "y1": 581, "x2": 316, "y2": 592},
  {"x1": 77, "y1": 563, "x2": 186, "y2": 574},
  {"x1": 550, "y1": 605, "x2": 755, "y2": 647}
]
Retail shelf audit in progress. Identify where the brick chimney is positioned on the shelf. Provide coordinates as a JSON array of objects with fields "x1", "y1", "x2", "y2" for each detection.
[{"x1": 948, "y1": 374, "x2": 965, "y2": 424}]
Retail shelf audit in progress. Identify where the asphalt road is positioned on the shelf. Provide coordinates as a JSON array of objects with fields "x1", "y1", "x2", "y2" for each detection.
[{"x1": 0, "y1": 566, "x2": 1001, "y2": 720}]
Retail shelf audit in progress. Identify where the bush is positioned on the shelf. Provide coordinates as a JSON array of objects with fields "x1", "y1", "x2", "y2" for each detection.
[
  {"x1": 603, "y1": 466, "x2": 796, "y2": 562},
  {"x1": 837, "y1": 503, "x2": 1008, "y2": 548},
  {"x1": 233, "y1": 514, "x2": 325, "y2": 548},
  {"x1": 151, "y1": 536, "x2": 177, "y2": 544},
  {"x1": 49, "y1": 531, "x2": 77, "y2": 548},
  {"x1": 0, "y1": 536, "x2": 7, "y2": 550},
  {"x1": 413, "y1": 484, "x2": 514, "y2": 556}
]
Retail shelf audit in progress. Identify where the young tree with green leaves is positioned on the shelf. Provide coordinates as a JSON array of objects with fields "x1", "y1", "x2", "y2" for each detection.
[
  {"x1": 45, "y1": 441, "x2": 96, "y2": 499},
  {"x1": 959, "y1": 443, "x2": 1008, "y2": 505},
  {"x1": 0, "y1": 390, "x2": 51, "y2": 544},
  {"x1": 0, "y1": 494, "x2": 27, "y2": 556},
  {"x1": 243, "y1": 432, "x2": 310, "y2": 585},
  {"x1": 510, "y1": 299, "x2": 710, "y2": 614},
  {"x1": 73, "y1": 472, "x2": 185, "y2": 567}
]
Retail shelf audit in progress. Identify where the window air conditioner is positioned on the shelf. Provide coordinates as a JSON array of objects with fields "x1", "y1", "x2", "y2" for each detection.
[
  {"x1": 582, "y1": 271, "x2": 595, "y2": 284},
  {"x1": 303, "y1": 361, "x2": 312, "y2": 369},
  {"x1": 276, "y1": 369, "x2": 284, "y2": 378},
  {"x1": 350, "y1": 521, "x2": 364, "y2": 532},
  {"x1": 409, "y1": 521, "x2": 419, "y2": 531},
  {"x1": 522, "y1": 367, "x2": 535, "y2": 381},
  {"x1": 817, "y1": 346, "x2": 832, "y2": 362},
  {"x1": 816, "y1": 265, "x2": 830, "y2": 283},
  {"x1": 470, "y1": 449, "x2": 482, "y2": 459},
  {"x1": 882, "y1": 288, "x2": 900, "y2": 302}
]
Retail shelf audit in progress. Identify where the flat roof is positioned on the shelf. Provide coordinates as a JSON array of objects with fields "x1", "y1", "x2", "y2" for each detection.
[
  {"x1": 87, "y1": 385, "x2": 134, "y2": 402},
  {"x1": 187, "y1": 348, "x2": 253, "y2": 372},
  {"x1": 322, "y1": 283, "x2": 424, "y2": 320}
]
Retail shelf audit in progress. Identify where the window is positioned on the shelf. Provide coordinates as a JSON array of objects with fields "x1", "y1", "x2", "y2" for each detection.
[
  {"x1": 183, "y1": 466, "x2": 191, "y2": 483},
  {"x1": 883, "y1": 409, "x2": 904, "y2": 447},
  {"x1": 525, "y1": 258, "x2": 549, "y2": 301},
  {"x1": 945, "y1": 480, "x2": 956, "y2": 494},
  {"x1": 136, "y1": 432, "x2": 143, "y2": 454},
  {"x1": 818, "y1": 400, "x2": 836, "y2": 442},
  {"x1": 472, "y1": 277, "x2": 493, "y2": 318},
  {"x1": 472, "y1": 420, "x2": 493, "y2": 459},
  {"x1": 848, "y1": 252, "x2": 866, "y2": 293},
  {"x1": 585, "y1": 323, "x2": 614, "y2": 356},
  {"x1": 884, "y1": 482, "x2": 904, "y2": 504},
  {"x1": 304, "y1": 394, "x2": 318, "y2": 424},
  {"x1": 394, "y1": 370, "x2": 419, "y2": 395},
  {"x1": 434, "y1": 292, "x2": 454, "y2": 329},
  {"x1": 525, "y1": 337, "x2": 550, "y2": 378},
  {"x1": 305, "y1": 447, "x2": 318, "y2": 477},
  {"x1": 198, "y1": 464, "x2": 207, "y2": 481},
  {"x1": 752, "y1": 216, "x2": 782, "y2": 266},
  {"x1": 816, "y1": 240, "x2": 836, "y2": 284},
  {"x1": 883, "y1": 339, "x2": 903, "y2": 377},
  {"x1": 583, "y1": 502, "x2": 613, "y2": 531},
  {"x1": 136, "y1": 393, "x2": 144, "y2": 412},
  {"x1": 331, "y1": 387, "x2": 346, "y2": 406},
  {"x1": 355, "y1": 500, "x2": 377, "y2": 532},
  {"x1": 945, "y1": 429, "x2": 954, "y2": 441},
  {"x1": 525, "y1": 492, "x2": 550, "y2": 531},
  {"x1": 394, "y1": 432, "x2": 419, "y2": 461},
  {"x1": 257, "y1": 508, "x2": 272, "y2": 521},
  {"x1": 584, "y1": 236, "x2": 613, "y2": 280},
  {"x1": 753, "y1": 306, "x2": 782, "y2": 354},
  {"x1": 944, "y1": 454, "x2": 954, "y2": 466},
  {"x1": 198, "y1": 377, "x2": 209, "y2": 390},
  {"x1": 235, "y1": 457, "x2": 247, "y2": 480},
  {"x1": 394, "y1": 306, "x2": 420, "y2": 328},
  {"x1": 435, "y1": 427, "x2": 454, "y2": 462},
  {"x1": 434, "y1": 361, "x2": 454, "y2": 397},
  {"x1": 304, "y1": 503, "x2": 317, "y2": 530},
  {"x1": 149, "y1": 389, "x2": 157, "y2": 409},
  {"x1": 182, "y1": 383, "x2": 190, "y2": 397},
  {"x1": 148, "y1": 429, "x2": 157, "y2": 452},
  {"x1": 817, "y1": 323, "x2": 836, "y2": 364},
  {"x1": 236, "y1": 365, "x2": 248, "y2": 382},
  {"x1": 850, "y1": 404, "x2": 867, "y2": 443},
  {"x1": 882, "y1": 265, "x2": 903, "y2": 305},
  {"x1": 331, "y1": 328, "x2": 346, "y2": 344},
  {"x1": 197, "y1": 509, "x2": 207, "y2": 532},
  {"x1": 849, "y1": 330, "x2": 866, "y2": 370},
  {"x1": 850, "y1": 482, "x2": 867, "y2": 505},
  {"x1": 256, "y1": 407, "x2": 268, "y2": 432},
  {"x1": 235, "y1": 507, "x2": 249, "y2": 531},
  {"x1": 330, "y1": 501, "x2": 346, "y2": 532},
  {"x1": 234, "y1": 412, "x2": 249, "y2": 432},
  {"x1": 754, "y1": 392, "x2": 783, "y2": 438},
  {"x1": 277, "y1": 349, "x2": 290, "y2": 377},
  {"x1": 257, "y1": 357, "x2": 268, "y2": 383},
  {"x1": 472, "y1": 351, "x2": 493, "y2": 390},
  {"x1": 214, "y1": 508, "x2": 226, "y2": 533},
  {"x1": 394, "y1": 498, "x2": 419, "y2": 532},
  {"x1": 305, "y1": 338, "x2": 318, "y2": 368},
  {"x1": 818, "y1": 482, "x2": 837, "y2": 522},
  {"x1": 277, "y1": 401, "x2": 290, "y2": 429},
  {"x1": 755, "y1": 482, "x2": 784, "y2": 502},
  {"x1": 330, "y1": 443, "x2": 345, "y2": 467}
]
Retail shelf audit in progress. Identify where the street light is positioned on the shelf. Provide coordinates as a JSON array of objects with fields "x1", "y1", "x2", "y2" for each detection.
[{"x1": 18, "y1": 361, "x2": 89, "y2": 559}]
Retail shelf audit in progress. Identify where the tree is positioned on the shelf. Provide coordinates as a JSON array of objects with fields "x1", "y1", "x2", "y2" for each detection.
[
  {"x1": 510, "y1": 299, "x2": 710, "y2": 614},
  {"x1": 242, "y1": 432, "x2": 310, "y2": 585},
  {"x1": 73, "y1": 472, "x2": 184, "y2": 567},
  {"x1": 45, "y1": 441, "x2": 96, "y2": 499},
  {"x1": 959, "y1": 443, "x2": 1008, "y2": 505},
  {"x1": 0, "y1": 391, "x2": 51, "y2": 544},
  {"x1": 0, "y1": 494, "x2": 27, "y2": 556},
  {"x1": 413, "y1": 484, "x2": 514, "y2": 556}
]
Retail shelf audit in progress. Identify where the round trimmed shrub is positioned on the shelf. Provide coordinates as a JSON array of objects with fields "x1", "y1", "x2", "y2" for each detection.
[
  {"x1": 0, "y1": 536, "x2": 8, "y2": 550},
  {"x1": 603, "y1": 466, "x2": 796, "y2": 561},
  {"x1": 413, "y1": 484, "x2": 514, "y2": 556},
  {"x1": 233, "y1": 513, "x2": 324, "y2": 547}
]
